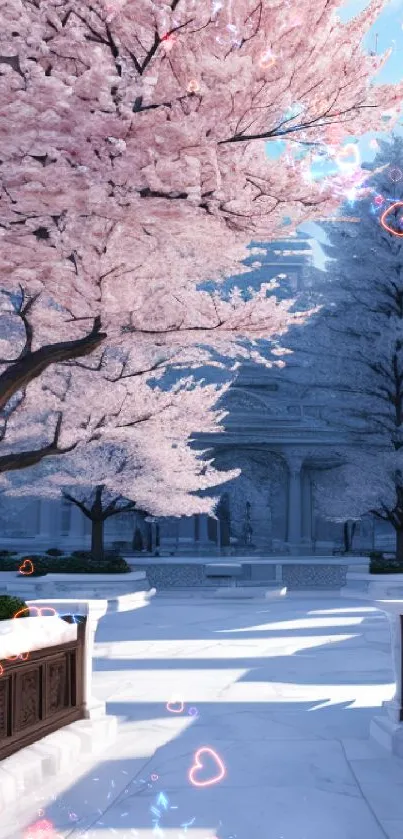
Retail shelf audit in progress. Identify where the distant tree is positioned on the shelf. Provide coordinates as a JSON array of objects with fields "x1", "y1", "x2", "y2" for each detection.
[
  {"x1": 281, "y1": 136, "x2": 403, "y2": 560},
  {"x1": 0, "y1": 373, "x2": 238, "y2": 561}
]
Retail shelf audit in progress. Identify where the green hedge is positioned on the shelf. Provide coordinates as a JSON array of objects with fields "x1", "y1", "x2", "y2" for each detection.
[
  {"x1": 0, "y1": 595, "x2": 29, "y2": 621},
  {"x1": 0, "y1": 552, "x2": 131, "y2": 575},
  {"x1": 368, "y1": 551, "x2": 403, "y2": 574}
]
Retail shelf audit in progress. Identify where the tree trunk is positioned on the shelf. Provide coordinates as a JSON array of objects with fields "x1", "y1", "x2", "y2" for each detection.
[
  {"x1": 396, "y1": 528, "x2": 403, "y2": 563},
  {"x1": 91, "y1": 518, "x2": 104, "y2": 563}
]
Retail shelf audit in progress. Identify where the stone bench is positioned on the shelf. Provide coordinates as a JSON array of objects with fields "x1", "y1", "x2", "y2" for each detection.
[{"x1": 204, "y1": 563, "x2": 243, "y2": 586}]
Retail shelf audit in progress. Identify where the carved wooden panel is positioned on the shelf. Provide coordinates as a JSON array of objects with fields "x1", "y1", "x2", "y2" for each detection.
[
  {"x1": 0, "y1": 680, "x2": 7, "y2": 738},
  {"x1": 0, "y1": 618, "x2": 86, "y2": 760},
  {"x1": 14, "y1": 669, "x2": 41, "y2": 731},
  {"x1": 46, "y1": 657, "x2": 68, "y2": 715}
]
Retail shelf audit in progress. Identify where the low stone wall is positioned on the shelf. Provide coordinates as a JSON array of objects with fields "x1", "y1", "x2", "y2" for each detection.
[
  {"x1": 282, "y1": 563, "x2": 348, "y2": 590},
  {"x1": 2, "y1": 570, "x2": 149, "y2": 600},
  {"x1": 133, "y1": 557, "x2": 364, "y2": 591}
]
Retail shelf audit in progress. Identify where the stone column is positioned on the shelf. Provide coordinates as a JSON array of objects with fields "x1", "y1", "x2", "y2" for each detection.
[
  {"x1": 38, "y1": 499, "x2": 55, "y2": 543},
  {"x1": 301, "y1": 470, "x2": 313, "y2": 552},
  {"x1": 198, "y1": 514, "x2": 211, "y2": 547},
  {"x1": 67, "y1": 503, "x2": 86, "y2": 549},
  {"x1": 285, "y1": 454, "x2": 304, "y2": 554}
]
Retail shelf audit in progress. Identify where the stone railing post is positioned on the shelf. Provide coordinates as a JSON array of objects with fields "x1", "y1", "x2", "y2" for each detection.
[{"x1": 27, "y1": 598, "x2": 108, "y2": 719}]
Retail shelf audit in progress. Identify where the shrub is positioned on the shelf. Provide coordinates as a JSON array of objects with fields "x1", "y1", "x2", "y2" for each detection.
[
  {"x1": 0, "y1": 595, "x2": 30, "y2": 621},
  {"x1": 0, "y1": 556, "x2": 20, "y2": 571},
  {"x1": 45, "y1": 548, "x2": 65, "y2": 557},
  {"x1": 369, "y1": 551, "x2": 403, "y2": 574},
  {"x1": 0, "y1": 552, "x2": 131, "y2": 575},
  {"x1": 60, "y1": 556, "x2": 131, "y2": 574},
  {"x1": 0, "y1": 550, "x2": 18, "y2": 558},
  {"x1": 71, "y1": 550, "x2": 92, "y2": 560},
  {"x1": 31, "y1": 555, "x2": 131, "y2": 574},
  {"x1": 370, "y1": 560, "x2": 403, "y2": 574},
  {"x1": 368, "y1": 551, "x2": 384, "y2": 561}
]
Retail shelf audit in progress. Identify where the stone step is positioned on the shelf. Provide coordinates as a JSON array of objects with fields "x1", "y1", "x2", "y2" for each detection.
[
  {"x1": 0, "y1": 714, "x2": 118, "y2": 810},
  {"x1": 154, "y1": 586, "x2": 287, "y2": 599}
]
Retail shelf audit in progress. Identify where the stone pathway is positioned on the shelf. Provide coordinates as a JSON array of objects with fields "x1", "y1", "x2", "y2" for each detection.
[{"x1": 3, "y1": 595, "x2": 403, "y2": 839}]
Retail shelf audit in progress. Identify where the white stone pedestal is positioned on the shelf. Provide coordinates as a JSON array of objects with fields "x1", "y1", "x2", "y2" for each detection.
[
  {"x1": 367, "y1": 598, "x2": 403, "y2": 756},
  {"x1": 27, "y1": 597, "x2": 108, "y2": 719}
]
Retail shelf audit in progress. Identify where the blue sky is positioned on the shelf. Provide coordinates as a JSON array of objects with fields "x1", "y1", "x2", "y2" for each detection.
[{"x1": 299, "y1": 0, "x2": 403, "y2": 266}]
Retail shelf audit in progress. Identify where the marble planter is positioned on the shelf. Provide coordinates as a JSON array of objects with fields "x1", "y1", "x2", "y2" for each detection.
[{"x1": 0, "y1": 614, "x2": 77, "y2": 659}]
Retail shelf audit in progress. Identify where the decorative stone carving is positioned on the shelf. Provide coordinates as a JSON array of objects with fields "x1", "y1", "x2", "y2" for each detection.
[{"x1": 224, "y1": 389, "x2": 272, "y2": 414}]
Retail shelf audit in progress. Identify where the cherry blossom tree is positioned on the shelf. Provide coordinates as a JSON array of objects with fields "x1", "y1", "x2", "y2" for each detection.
[
  {"x1": 0, "y1": 0, "x2": 401, "y2": 475},
  {"x1": 0, "y1": 368, "x2": 238, "y2": 559},
  {"x1": 280, "y1": 136, "x2": 403, "y2": 560}
]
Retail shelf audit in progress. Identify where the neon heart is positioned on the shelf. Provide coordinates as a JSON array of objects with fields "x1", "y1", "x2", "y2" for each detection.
[
  {"x1": 166, "y1": 698, "x2": 185, "y2": 713},
  {"x1": 380, "y1": 201, "x2": 403, "y2": 237},
  {"x1": 13, "y1": 605, "x2": 58, "y2": 619},
  {"x1": 187, "y1": 79, "x2": 200, "y2": 94},
  {"x1": 18, "y1": 558, "x2": 34, "y2": 575},
  {"x1": 188, "y1": 746, "x2": 226, "y2": 788},
  {"x1": 259, "y1": 49, "x2": 276, "y2": 69},
  {"x1": 335, "y1": 144, "x2": 360, "y2": 170}
]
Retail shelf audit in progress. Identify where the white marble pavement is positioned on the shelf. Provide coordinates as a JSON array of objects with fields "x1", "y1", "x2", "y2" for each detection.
[{"x1": 3, "y1": 595, "x2": 403, "y2": 839}]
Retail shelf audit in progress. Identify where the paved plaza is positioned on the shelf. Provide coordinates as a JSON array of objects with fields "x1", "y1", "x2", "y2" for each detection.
[{"x1": 4, "y1": 594, "x2": 403, "y2": 839}]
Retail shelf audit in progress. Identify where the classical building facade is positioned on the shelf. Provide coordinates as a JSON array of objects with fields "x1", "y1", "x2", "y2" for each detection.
[
  {"x1": 0, "y1": 233, "x2": 394, "y2": 555},
  {"x1": 0, "y1": 363, "x2": 387, "y2": 555}
]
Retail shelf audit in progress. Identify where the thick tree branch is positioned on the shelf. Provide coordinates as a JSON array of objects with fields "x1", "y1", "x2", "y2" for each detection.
[
  {"x1": 218, "y1": 104, "x2": 377, "y2": 145},
  {"x1": 62, "y1": 491, "x2": 92, "y2": 519},
  {"x1": 0, "y1": 413, "x2": 77, "y2": 474},
  {"x1": 0, "y1": 316, "x2": 106, "y2": 412},
  {"x1": 103, "y1": 498, "x2": 137, "y2": 518}
]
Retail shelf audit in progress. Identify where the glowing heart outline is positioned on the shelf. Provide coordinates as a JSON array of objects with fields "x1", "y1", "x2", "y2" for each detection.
[
  {"x1": 380, "y1": 201, "x2": 403, "y2": 237},
  {"x1": 335, "y1": 143, "x2": 360, "y2": 171},
  {"x1": 13, "y1": 605, "x2": 58, "y2": 619},
  {"x1": 18, "y1": 558, "x2": 34, "y2": 575},
  {"x1": 259, "y1": 49, "x2": 276, "y2": 70},
  {"x1": 188, "y1": 746, "x2": 226, "y2": 788},
  {"x1": 166, "y1": 698, "x2": 185, "y2": 714}
]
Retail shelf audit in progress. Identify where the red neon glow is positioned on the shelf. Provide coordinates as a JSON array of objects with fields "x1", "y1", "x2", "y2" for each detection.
[
  {"x1": 18, "y1": 558, "x2": 34, "y2": 575},
  {"x1": 380, "y1": 201, "x2": 403, "y2": 237}
]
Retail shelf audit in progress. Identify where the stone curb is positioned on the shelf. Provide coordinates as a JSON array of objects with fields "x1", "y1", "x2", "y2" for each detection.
[
  {"x1": 153, "y1": 586, "x2": 287, "y2": 599},
  {"x1": 104, "y1": 587, "x2": 156, "y2": 612},
  {"x1": 3, "y1": 586, "x2": 156, "y2": 613},
  {"x1": 0, "y1": 714, "x2": 118, "y2": 810}
]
